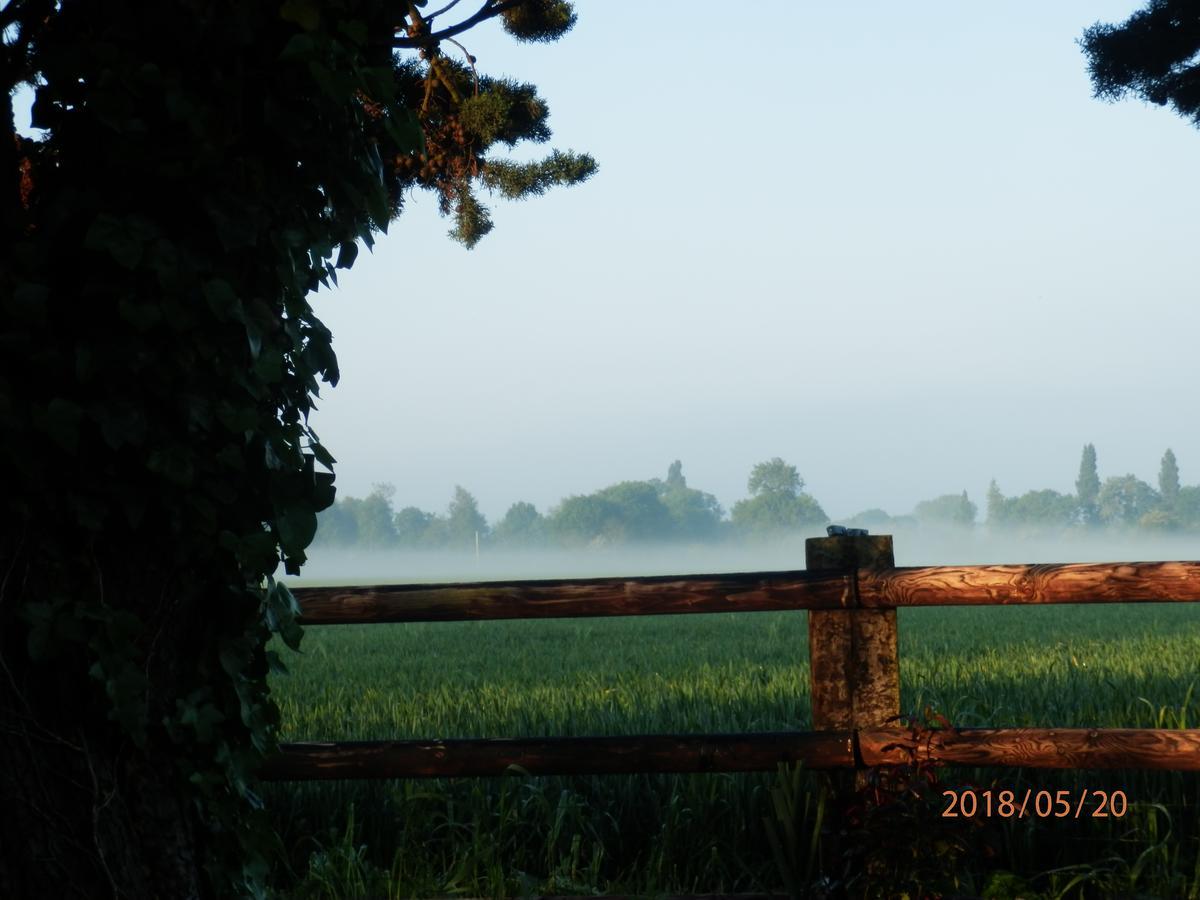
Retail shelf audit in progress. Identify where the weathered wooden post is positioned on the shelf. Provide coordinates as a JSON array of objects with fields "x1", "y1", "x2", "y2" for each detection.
[{"x1": 806, "y1": 529, "x2": 899, "y2": 787}]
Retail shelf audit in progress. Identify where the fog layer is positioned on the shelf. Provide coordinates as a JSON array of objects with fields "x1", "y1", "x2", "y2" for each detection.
[{"x1": 292, "y1": 526, "x2": 1200, "y2": 586}]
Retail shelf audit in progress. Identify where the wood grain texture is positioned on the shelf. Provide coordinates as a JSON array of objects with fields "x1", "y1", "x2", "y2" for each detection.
[
  {"x1": 857, "y1": 561, "x2": 1200, "y2": 607},
  {"x1": 807, "y1": 610, "x2": 854, "y2": 730},
  {"x1": 807, "y1": 536, "x2": 899, "y2": 734},
  {"x1": 859, "y1": 727, "x2": 1200, "y2": 770},
  {"x1": 292, "y1": 560, "x2": 1200, "y2": 624},
  {"x1": 264, "y1": 727, "x2": 1200, "y2": 780},
  {"x1": 263, "y1": 732, "x2": 857, "y2": 780},
  {"x1": 293, "y1": 570, "x2": 853, "y2": 624}
]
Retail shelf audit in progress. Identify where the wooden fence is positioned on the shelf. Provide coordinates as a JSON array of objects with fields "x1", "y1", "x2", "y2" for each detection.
[{"x1": 261, "y1": 533, "x2": 1200, "y2": 781}]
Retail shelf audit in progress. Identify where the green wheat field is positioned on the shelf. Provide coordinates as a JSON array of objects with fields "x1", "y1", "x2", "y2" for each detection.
[{"x1": 264, "y1": 602, "x2": 1200, "y2": 898}]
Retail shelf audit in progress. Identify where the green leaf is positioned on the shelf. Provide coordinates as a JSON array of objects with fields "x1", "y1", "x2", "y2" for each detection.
[
  {"x1": 84, "y1": 213, "x2": 145, "y2": 269},
  {"x1": 233, "y1": 530, "x2": 279, "y2": 573},
  {"x1": 338, "y1": 19, "x2": 368, "y2": 46},
  {"x1": 276, "y1": 505, "x2": 317, "y2": 556},
  {"x1": 9, "y1": 283, "x2": 49, "y2": 325},
  {"x1": 335, "y1": 240, "x2": 358, "y2": 269},
  {"x1": 383, "y1": 106, "x2": 425, "y2": 157},
  {"x1": 307, "y1": 61, "x2": 351, "y2": 103},
  {"x1": 203, "y1": 197, "x2": 259, "y2": 250},
  {"x1": 279, "y1": 0, "x2": 320, "y2": 32},
  {"x1": 265, "y1": 650, "x2": 289, "y2": 675},
  {"x1": 254, "y1": 346, "x2": 285, "y2": 383},
  {"x1": 39, "y1": 398, "x2": 83, "y2": 452},
  {"x1": 266, "y1": 580, "x2": 304, "y2": 651},
  {"x1": 203, "y1": 278, "x2": 245, "y2": 324},
  {"x1": 245, "y1": 321, "x2": 263, "y2": 360},
  {"x1": 22, "y1": 602, "x2": 58, "y2": 661},
  {"x1": 92, "y1": 401, "x2": 147, "y2": 449},
  {"x1": 309, "y1": 441, "x2": 336, "y2": 468},
  {"x1": 147, "y1": 445, "x2": 195, "y2": 486},
  {"x1": 117, "y1": 296, "x2": 162, "y2": 331},
  {"x1": 279, "y1": 32, "x2": 316, "y2": 61},
  {"x1": 313, "y1": 471, "x2": 336, "y2": 511},
  {"x1": 180, "y1": 700, "x2": 226, "y2": 742}
]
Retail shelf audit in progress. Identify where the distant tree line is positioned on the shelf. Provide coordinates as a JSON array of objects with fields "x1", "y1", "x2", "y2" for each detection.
[
  {"x1": 985, "y1": 445, "x2": 1200, "y2": 533},
  {"x1": 315, "y1": 458, "x2": 829, "y2": 549},
  {"x1": 314, "y1": 445, "x2": 1200, "y2": 550}
]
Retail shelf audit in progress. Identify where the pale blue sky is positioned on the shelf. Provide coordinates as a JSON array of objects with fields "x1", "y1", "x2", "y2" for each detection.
[
  {"x1": 21, "y1": 1, "x2": 1200, "y2": 523},
  {"x1": 304, "y1": 1, "x2": 1200, "y2": 523}
]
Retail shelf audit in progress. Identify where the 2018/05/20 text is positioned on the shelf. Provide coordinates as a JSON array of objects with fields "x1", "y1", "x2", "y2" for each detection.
[{"x1": 942, "y1": 789, "x2": 1128, "y2": 819}]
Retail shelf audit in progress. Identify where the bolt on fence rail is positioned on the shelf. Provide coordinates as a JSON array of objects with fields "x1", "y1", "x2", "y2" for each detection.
[{"x1": 261, "y1": 533, "x2": 1200, "y2": 781}]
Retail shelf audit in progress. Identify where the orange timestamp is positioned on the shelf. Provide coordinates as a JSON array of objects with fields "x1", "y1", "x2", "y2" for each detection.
[{"x1": 942, "y1": 788, "x2": 1128, "y2": 819}]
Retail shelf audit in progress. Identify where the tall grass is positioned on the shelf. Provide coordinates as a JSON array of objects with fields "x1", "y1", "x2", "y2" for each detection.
[{"x1": 265, "y1": 603, "x2": 1200, "y2": 897}]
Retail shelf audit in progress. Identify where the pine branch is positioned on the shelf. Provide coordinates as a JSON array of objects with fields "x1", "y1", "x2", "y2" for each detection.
[
  {"x1": 423, "y1": 0, "x2": 468, "y2": 24},
  {"x1": 393, "y1": 0, "x2": 528, "y2": 49}
]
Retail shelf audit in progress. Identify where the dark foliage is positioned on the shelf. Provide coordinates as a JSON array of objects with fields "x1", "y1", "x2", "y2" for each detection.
[
  {"x1": 1081, "y1": 0, "x2": 1200, "y2": 126},
  {"x1": 0, "y1": 1, "x2": 590, "y2": 895}
]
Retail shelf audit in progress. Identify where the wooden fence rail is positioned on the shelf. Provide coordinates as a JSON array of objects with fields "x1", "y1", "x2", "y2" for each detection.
[
  {"x1": 266, "y1": 728, "x2": 1200, "y2": 781},
  {"x1": 264, "y1": 534, "x2": 1200, "y2": 781},
  {"x1": 290, "y1": 561, "x2": 1200, "y2": 624}
]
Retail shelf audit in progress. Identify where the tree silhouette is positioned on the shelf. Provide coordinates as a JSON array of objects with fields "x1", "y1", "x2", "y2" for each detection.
[
  {"x1": 0, "y1": 1, "x2": 591, "y2": 894},
  {"x1": 1076, "y1": 443, "x2": 1101, "y2": 526},
  {"x1": 732, "y1": 458, "x2": 827, "y2": 536},
  {"x1": 1081, "y1": 1, "x2": 1200, "y2": 129},
  {"x1": 446, "y1": 485, "x2": 488, "y2": 549},
  {"x1": 1159, "y1": 448, "x2": 1181, "y2": 509}
]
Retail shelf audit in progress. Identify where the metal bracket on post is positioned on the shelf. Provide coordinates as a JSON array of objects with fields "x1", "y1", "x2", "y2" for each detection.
[{"x1": 806, "y1": 528, "x2": 899, "y2": 785}]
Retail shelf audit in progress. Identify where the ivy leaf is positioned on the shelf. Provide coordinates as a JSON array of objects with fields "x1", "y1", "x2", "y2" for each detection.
[
  {"x1": 275, "y1": 505, "x2": 317, "y2": 558},
  {"x1": 279, "y1": 33, "x2": 316, "y2": 61},
  {"x1": 23, "y1": 602, "x2": 60, "y2": 661},
  {"x1": 39, "y1": 398, "x2": 83, "y2": 452},
  {"x1": 266, "y1": 580, "x2": 304, "y2": 651},
  {"x1": 245, "y1": 321, "x2": 263, "y2": 360},
  {"x1": 265, "y1": 649, "x2": 289, "y2": 675},
  {"x1": 313, "y1": 471, "x2": 336, "y2": 511},
  {"x1": 117, "y1": 296, "x2": 162, "y2": 331},
  {"x1": 92, "y1": 401, "x2": 147, "y2": 449},
  {"x1": 83, "y1": 213, "x2": 151, "y2": 269},
  {"x1": 309, "y1": 442, "x2": 336, "y2": 469},
  {"x1": 338, "y1": 19, "x2": 367, "y2": 46},
  {"x1": 180, "y1": 700, "x2": 226, "y2": 743},
  {"x1": 383, "y1": 107, "x2": 425, "y2": 157},
  {"x1": 279, "y1": 0, "x2": 320, "y2": 32},
  {"x1": 10, "y1": 283, "x2": 49, "y2": 325},
  {"x1": 202, "y1": 279, "x2": 245, "y2": 324},
  {"x1": 147, "y1": 445, "x2": 195, "y2": 486},
  {"x1": 335, "y1": 240, "x2": 358, "y2": 269},
  {"x1": 222, "y1": 530, "x2": 279, "y2": 573},
  {"x1": 307, "y1": 61, "x2": 350, "y2": 103}
]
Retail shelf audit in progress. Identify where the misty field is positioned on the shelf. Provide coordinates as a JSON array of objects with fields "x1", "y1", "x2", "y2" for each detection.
[{"x1": 263, "y1": 600, "x2": 1200, "y2": 898}]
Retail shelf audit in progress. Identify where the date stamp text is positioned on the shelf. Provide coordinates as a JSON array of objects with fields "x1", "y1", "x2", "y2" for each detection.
[{"x1": 942, "y1": 789, "x2": 1128, "y2": 819}]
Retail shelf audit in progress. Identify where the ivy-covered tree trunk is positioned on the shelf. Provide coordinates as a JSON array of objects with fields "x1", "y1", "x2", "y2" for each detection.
[
  {"x1": 1, "y1": 1, "x2": 589, "y2": 893},
  {"x1": 0, "y1": 3, "x2": 387, "y2": 893},
  {"x1": 0, "y1": 574, "x2": 216, "y2": 897}
]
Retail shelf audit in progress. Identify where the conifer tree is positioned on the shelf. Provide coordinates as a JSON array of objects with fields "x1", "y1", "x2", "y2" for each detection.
[
  {"x1": 1081, "y1": 1, "x2": 1200, "y2": 130},
  {"x1": 986, "y1": 479, "x2": 1008, "y2": 526},
  {"x1": 1159, "y1": 448, "x2": 1181, "y2": 509},
  {"x1": 446, "y1": 485, "x2": 488, "y2": 548},
  {"x1": 1076, "y1": 443, "x2": 1101, "y2": 526},
  {"x1": 666, "y1": 459, "x2": 686, "y2": 490}
]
